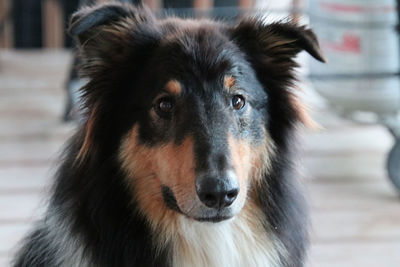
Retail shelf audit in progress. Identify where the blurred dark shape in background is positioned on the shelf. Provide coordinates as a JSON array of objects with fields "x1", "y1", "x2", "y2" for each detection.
[
  {"x1": 13, "y1": 0, "x2": 43, "y2": 48},
  {"x1": 11, "y1": 0, "x2": 80, "y2": 48}
]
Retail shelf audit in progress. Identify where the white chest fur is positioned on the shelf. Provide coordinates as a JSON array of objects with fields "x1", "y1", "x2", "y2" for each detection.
[{"x1": 168, "y1": 214, "x2": 282, "y2": 267}]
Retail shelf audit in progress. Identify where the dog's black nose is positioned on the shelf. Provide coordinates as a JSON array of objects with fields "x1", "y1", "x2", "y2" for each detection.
[{"x1": 196, "y1": 173, "x2": 239, "y2": 209}]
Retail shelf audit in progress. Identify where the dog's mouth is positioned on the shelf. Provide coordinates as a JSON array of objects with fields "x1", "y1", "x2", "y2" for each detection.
[
  {"x1": 161, "y1": 186, "x2": 181, "y2": 213},
  {"x1": 161, "y1": 185, "x2": 234, "y2": 223},
  {"x1": 193, "y1": 215, "x2": 233, "y2": 223}
]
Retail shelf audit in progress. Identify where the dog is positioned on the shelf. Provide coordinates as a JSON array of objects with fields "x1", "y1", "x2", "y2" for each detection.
[{"x1": 13, "y1": 1, "x2": 325, "y2": 266}]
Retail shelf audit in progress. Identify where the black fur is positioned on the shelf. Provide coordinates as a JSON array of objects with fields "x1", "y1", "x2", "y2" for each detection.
[{"x1": 13, "y1": 2, "x2": 324, "y2": 267}]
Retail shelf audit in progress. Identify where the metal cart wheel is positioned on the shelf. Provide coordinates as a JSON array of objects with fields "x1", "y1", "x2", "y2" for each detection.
[{"x1": 387, "y1": 139, "x2": 400, "y2": 192}]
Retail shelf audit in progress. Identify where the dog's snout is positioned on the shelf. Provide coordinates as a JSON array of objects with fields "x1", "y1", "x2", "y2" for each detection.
[{"x1": 196, "y1": 173, "x2": 239, "y2": 209}]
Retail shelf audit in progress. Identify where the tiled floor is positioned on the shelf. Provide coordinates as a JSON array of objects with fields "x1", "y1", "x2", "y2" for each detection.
[{"x1": 0, "y1": 50, "x2": 399, "y2": 266}]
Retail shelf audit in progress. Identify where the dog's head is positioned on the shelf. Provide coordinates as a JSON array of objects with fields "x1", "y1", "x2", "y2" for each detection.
[{"x1": 69, "y1": 2, "x2": 324, "y2": 224}]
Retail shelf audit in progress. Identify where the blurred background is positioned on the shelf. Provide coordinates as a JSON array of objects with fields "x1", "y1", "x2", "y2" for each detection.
[{"x1": 0, "y1": 0, "x2": 399, "y2": 266}]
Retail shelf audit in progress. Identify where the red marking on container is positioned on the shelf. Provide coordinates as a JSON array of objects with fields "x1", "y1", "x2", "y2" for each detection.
[
  {"x1": 322, "y1": 33, "x2": 361, "y2": 53},
  {"x1": 320, "y1": 1, "x2": 395, "y2": 14}
]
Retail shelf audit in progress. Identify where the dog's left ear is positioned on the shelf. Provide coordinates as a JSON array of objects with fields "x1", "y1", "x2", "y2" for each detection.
[
  {"x1": 230, "y1": 19, "x2": 326, "y2": 63},
  {"x1": 230, "y1": 19, "x2": 325, "y2": 129}
]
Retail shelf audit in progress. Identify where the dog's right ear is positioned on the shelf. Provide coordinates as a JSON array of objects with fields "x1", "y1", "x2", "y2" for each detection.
[
  {"x1": 69, "y1": 3, "x2": 134, "y2": 44},
  {"x1": 68, "y1": 3, "x2": 159, "y2": 67}
]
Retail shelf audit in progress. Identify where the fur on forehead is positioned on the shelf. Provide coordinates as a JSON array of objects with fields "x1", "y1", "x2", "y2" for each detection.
[{"x1": 154, "y1": 19, "x2": 240, "y2": 82}]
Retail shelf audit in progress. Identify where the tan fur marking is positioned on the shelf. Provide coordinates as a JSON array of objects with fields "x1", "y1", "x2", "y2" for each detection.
[
  {"x1": 228, "y1": 134, "x2": 251, "y2": 199},
  {"x1": 251, "y1": 139, "x2": 275, "y2": 186},
  {"x1": 289, "y1": 93, "x2": 320, "y2": 129},
  {"x1": 75, "y1": 104, "x2": 98, "y2": 163},
  {"x1": 165, "y1": 80, "x2": 182, "y2": 95},
  {"x1": 228, "y1": 131, "x2": 275, "y2": 189},
  {"x1": 119, "y1": 125, "x2": 196, "y2": 229},
  {"x1": 224, "y1": 75, "x2": 236, "y2": 91}
]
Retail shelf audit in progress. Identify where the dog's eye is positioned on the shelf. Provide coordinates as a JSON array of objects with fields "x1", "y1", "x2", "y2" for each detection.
[
  {"x1": 156, "y1": 97, "x2": 175, "y2": 117},
  {"x1": 232, "y1": 95, "x2": 245, "y2": 110}
]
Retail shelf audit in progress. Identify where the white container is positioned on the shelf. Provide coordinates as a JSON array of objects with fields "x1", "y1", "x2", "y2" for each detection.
[{"x1": 309, "y1": 0, "x2": 400, "y2": 115}]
